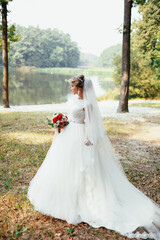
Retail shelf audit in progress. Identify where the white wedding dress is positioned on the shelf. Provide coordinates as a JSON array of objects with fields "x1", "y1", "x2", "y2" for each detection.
[{"x1": 27, "y1": 96, "x2": 160, "y2": 240}]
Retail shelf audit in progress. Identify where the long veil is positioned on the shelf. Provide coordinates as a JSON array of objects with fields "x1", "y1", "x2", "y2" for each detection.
[
  {"x1": 83, "y1": 77, "x2": 160, "y2": 240},
  {"x1": 83, "y1": 77, "x2": 125, "y2": 174}
]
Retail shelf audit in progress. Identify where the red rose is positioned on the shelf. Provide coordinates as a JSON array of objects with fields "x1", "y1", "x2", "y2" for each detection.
[
  {"x1": 49, "y1": 113, "x2": 68, "y2": 133},
  {"x1": 53, "y1": 116, "x2": 58, "y2": 123},
  {"x1": 52, "y1": 114, "x2": 62, "y2": 123},
  {"x1": 57, "y1": 114, "x2": 62, "y2": 120}
]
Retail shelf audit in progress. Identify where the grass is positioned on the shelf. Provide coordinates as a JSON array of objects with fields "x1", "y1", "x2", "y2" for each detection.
[
  {"x1": 129, "y1": 101, "x2": 160, "y2": 108},
  {"x1": 31, "y1": 67, "x2": 114, "y2": 76},
  {"x1": 98, "y1": 92, "x2": 160, "y2": 104},
  {"x1": 0, "y1": 112, "x2": 160, "y2": 239},
  {"x1": 97, "y1": 88, "x2": 120, "y2": 101}
]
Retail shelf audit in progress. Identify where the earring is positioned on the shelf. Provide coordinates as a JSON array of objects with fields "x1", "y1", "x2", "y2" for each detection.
[{"x1": 78, "y1": 90, "x2": 80, "y2": 95}]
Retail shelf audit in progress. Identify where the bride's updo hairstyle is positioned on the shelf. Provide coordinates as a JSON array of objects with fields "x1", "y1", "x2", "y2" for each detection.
[{"x1": 69, "y1": 74, "x2": 85, "y2": 88}]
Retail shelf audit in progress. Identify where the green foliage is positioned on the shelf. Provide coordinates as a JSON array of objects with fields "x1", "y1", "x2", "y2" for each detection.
[
  {"x1": 113, "y1": 52, "x2": 160, "y2": 99},
  {"x1": 112, "y1": 55, "x2": 122, "y2": 86},
  {"x1": 0, "y1": 24, "x2": 20, "y2": 50},
  {"x1": 154, "y1": 31, "x2": 160, "y2": 79},
  {"x1": 8, "y1": 25, "x2": 80, "y2": 68},
  {"x1": 99, "y1": 44, "x2": 122, "y2": 68},
  {"x1": 132, "y1": 0, "x2": 160, "y2": 67},
  {"x1": 7, "y1": 25, "x2": 20, "y2": 47},
  {"x1": 0, "y1": 0, "x2": 13, "y2": 4},
  {"x1": 132, "y1": 0, "x2": 146, "y2": 7},
  {"x1": 0, "y1": 1, "x2": 20, "y2": 65},
  {"x1": 113, "y1": 0, "x2": 160, "y2": 99},
  {"x1": 113, "y1": 50, "x2": 160, "y2": 99}
]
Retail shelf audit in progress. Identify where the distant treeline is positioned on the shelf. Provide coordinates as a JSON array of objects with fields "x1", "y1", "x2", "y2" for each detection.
[
  {"x1": 8, "y1": 25, "x2": 80, "y2": 68},
  {"x1": 0, "y1": 24, "x2": 119, "y2": 68},
  {"x1": 79, "y1": 52, "x2": 99, "y2": 67},
  {"x1": 99, "y1": 44, "x2": 122, "y2": 68}
]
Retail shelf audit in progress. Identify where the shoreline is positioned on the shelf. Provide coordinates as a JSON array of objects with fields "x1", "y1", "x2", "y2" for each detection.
[{"x1": 0, "y1": 100, "x2": 159, "y2": 122}]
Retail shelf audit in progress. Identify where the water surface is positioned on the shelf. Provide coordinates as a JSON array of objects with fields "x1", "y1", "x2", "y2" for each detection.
[{"x1": 0, "y1": 70, "x2": 116, "y2": 106}]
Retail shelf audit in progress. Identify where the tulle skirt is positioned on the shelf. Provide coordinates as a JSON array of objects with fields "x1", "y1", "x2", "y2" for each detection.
[{"x1": 27, "y1": 122, "x2": 160, "y2": 240}]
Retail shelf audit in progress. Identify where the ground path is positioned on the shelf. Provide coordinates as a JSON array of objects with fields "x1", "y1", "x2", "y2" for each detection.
[{"x1": 1, "y1": 100, "x2": 160, "y2": 122}]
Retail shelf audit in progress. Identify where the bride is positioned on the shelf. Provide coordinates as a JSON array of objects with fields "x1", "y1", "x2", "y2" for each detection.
[{"x1": 27, "y1": 75, "x2": 160, "y2": 240}]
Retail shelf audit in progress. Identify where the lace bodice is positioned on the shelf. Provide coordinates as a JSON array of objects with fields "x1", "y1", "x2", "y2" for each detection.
[{"x1": 68, "y1": 99, "x2": 85, "y2": 124}]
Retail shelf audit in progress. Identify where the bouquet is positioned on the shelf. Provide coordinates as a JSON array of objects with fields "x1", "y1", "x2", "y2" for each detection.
[{"x1": 47, "y1": 113, "x2": 69, "y2": 133}]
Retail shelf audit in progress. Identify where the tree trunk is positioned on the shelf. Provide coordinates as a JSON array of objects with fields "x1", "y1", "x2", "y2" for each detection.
[
  {"x1": 117, "y1": 0, "x2": 132, "y2": 113},
  {"x1": 2, "y1": 2, "x2": 9, "y2": 108}
]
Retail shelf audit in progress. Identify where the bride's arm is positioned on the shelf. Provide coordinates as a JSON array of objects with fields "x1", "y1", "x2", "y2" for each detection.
[{"x1": 83, "y1": 105, "x2": 93, "y2": 146}]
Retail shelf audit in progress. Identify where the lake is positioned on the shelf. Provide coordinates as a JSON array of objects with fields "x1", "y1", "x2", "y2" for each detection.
[{"x1": 0, "y1": 69, "x2": 116, "y2": 106}]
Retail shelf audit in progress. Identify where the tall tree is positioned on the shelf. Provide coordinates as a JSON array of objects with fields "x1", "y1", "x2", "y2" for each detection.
[
  {"x1": 0, "y1": 0, "x2": 12, "y2": 108},
  {"x1": 117, "y1": 0, "x2": 146, "y2": 113},
  {"x1": 117, "y1": 0, "x2": 132, "y2": 113}
]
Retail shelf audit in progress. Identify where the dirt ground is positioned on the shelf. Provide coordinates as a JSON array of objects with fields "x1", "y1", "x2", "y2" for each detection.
[{"x1": 0, "y1": 107, "x2": 160, "y2": 240}]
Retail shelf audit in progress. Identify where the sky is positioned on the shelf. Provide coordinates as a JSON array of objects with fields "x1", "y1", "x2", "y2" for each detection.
[{"x1": 7, "y1": 0, "x2": 141, "y2": 56}]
